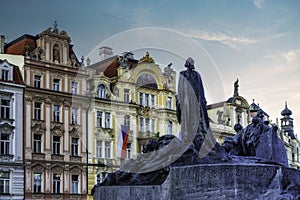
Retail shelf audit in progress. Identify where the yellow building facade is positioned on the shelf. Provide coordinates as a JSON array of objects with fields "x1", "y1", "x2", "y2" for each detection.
[{"x1": 86, "y1": 51, "x2": 179, "y2": 199}]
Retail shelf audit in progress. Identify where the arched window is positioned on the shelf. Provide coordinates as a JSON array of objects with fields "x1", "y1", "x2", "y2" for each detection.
[
  {"x1": 136, "y1": 74, "x2": 158, "y2": 89},
  {"x1": 53, "y1": 44, "x2": 60, "y2": 63},
  {"x1": 97, "y1": 84, "x2": 106, "y2": 99}
]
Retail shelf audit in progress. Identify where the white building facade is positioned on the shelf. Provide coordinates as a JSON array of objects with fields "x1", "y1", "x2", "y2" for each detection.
[{"x1": 0, "y1": 59, "x2": 25, "y2": 200}]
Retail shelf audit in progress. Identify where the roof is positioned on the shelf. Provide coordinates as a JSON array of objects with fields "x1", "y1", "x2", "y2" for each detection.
[
  {"x1": 88, "y1": 56, "x2": 138, "y2": 78},
  {"x1": 281, "y1": 102, "x2": 292, "y2": 116},
  {"x1": 5, "y1": 34, "x2": 36, "y2": 55},
  {"x1": 0, "y1": 59, "x2": 24, "y2": 85}
]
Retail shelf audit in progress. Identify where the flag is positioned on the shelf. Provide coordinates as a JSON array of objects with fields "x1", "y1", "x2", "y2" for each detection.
[{"x1": 117, "y1": 125, "x2": 129, "y2": 158}]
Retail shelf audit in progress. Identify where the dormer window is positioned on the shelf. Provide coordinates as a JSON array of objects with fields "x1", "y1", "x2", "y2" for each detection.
[{"x1": 97, "y1": 84, "x2": 106, "y2": 99}]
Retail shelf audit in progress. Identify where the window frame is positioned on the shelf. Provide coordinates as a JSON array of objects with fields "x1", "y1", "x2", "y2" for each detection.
[
  {"x1": 34, "y1": 102, "x2": 42, "y2": 120},
  {"x1": 53, "y1": 105, "x2": 60, "y2": 122},
  {"x1": 96, "y1": 111, "x2": 102, "y2": 128},
  {"x1": 53, "y1": 78, "x2": 60, "y2": 91},
  {"x1": 34, "y1": 75, "x2": 42, "y2": 88},
  {"x1": 124, "y1": 89, "x2": 130, "y2": 103},
  {"x1": 33, "y1": 134, "x2": 42, "y2": 153},
  {"x1": 0, "y1": 133, "x2": 10, "y2": 155},
  {"x1": 33, "y1": 173, "x2": 42, "y2": 193},
  {"x1": 71, "y1": 81, "x2": 78, "y2": 94},
  {"x1": 71, "y1": 138, "x2": 79, "y2": 156},
  {"x1": 52, "y1": 136, "x2": 60, "y2": 155},
  {"x1": 53, "y1": 174, "x2": 61, "y2": 194},
  {"x1": 105, "y1": 141, "x2": 111, "y2": 158},
  {"x1": 71, "y1": 175, "x2": 79, "y2": 194},
  {"x1": 0, "y1": 99, "x2": 10, "y2": 119},
  {"x1": 0, "y1": 171, "x2": 10, "y2": 194}
]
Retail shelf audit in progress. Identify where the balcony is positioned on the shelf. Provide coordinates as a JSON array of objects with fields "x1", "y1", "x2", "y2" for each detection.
[{"x1": 138, "y1": 131, "x2": 156, "y2": 139}]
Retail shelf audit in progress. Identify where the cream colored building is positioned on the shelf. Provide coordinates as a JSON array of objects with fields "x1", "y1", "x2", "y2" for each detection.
[
  {"x1": 3, "y1": 23, "x2": 89, "y2": 200},
  {"x1": 86, "y1": 51, "x2": 179, "y2": 199}
]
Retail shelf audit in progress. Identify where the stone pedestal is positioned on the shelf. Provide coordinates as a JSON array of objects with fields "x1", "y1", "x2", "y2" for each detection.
[{"x1": 94, "y1": 164, "x2": 300, "y2": 200}]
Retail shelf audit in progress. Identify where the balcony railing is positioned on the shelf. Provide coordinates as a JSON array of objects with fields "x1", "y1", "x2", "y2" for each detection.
[{"x1": 138, "y1": 131, "x2": 156, "y2": 139}]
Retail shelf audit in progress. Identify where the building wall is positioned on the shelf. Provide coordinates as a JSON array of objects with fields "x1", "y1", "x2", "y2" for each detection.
[
  {"x1": 0, "y1": 59, "x2": 24, "y2": 200},
  {"x1": 87, "y1": 56, "x2": 178, "y2": 199}
]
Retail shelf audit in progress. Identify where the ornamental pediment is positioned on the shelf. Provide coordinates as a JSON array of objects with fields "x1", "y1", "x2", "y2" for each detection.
[
  {"x1": 32, "y1": 120, "x2": 45, "y2": 134},
  {"x1": 0, "y1": 123, "x2": 14, "y2": 134},
  {"x1": 51, "y1": 122, "x2": 64, "y2": 136}
]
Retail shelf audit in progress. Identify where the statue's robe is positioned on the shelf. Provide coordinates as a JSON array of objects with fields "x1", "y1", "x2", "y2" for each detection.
[{"x1": 177, "y1": 69, "x2": 216, "y2": 156}]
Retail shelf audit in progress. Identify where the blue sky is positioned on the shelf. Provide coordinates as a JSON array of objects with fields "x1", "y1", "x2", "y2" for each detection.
[{"x1": 1, "y1": 0, "x2": 300, "y2": 134}]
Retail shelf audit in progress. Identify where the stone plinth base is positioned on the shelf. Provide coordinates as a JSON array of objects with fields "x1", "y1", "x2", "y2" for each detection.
[{"x1": 93, "y1": 164, "x2": 300, "y2": 200}]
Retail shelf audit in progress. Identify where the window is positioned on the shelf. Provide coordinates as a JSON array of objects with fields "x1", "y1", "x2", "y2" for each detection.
[
  {"x1": 71, "y1": 175, "x2": 79, "y2": 194},
  {"x1": 151, "y1": 95, "x2": 155, "y2": 107},
  {"x1": 0, "y1": 133, "x2": 10, "y2": 155},
  {"x1": 53, "y1": 174, "x2": 61, "y2": 194},
  {"x1": 96, "y1": 140, "x2": 102, "y2": 158},
  {"x1": 34, "y1": 173, "x2": 42, "y2": 193},
  {"x1": 167, "y1": 121, "x2": 172, "y2": 135},
  {"x1": 34, "y1": 75, "x2": 41, "y2": 88},
  {"x1": 0, "y1": 99, "x2": 10, "y2": 119},
  {"x1": 33, "y1": 134, "x2": 42, "y2": 153},
  {"x1": 96, "y1": 111, "x2": 102, "y2": 127},
  {"x1": 105, "y1": 112, "x2": 110, "y2": 128},
  {"x1": 53, "y1": 136, "x2": 60, "y2": 155},
  {"x1": 124, "y1": 115, "x2": 130, "y2": 128},
  {"x1": 53, "y1": 79, "x2": 60, "y2": 91},
  {"x1": 145, "y1": 118, "x2": 150, "y2": 132},
  {"x1": 126, "y1": 143, "x2": 131, "y2": 160},
  {"x1": 151, "y1": 119, "x2": 155, "y2": 133},
  {"x1": 71, "y1": 138, "x2": 78, "y2": 156},
  {"x1": 139, "y1": 117, "x2": 144, "y2": 132},
  {"x1": 71, "y1": 81, "x2": 78, "y2": 94},
  {"x1": 34, "y1": 102, "x2": 42, "y2": 120},
  {"x1": 167, "y1": 97, "x2": 172, "y2": 109},
  {"x1": 105, "y1": 141, "x2": 111, "y2": 158},
  {"x1": 145, "y1": 94, "x2": 149, "y2": 107},
  {"x1": 97, "y1": 173, "x2": 107, "y2": 184},
  {"x1": 0, "y1": 171, "x2": 10, "y2": 194},
  {"x1": 139, "y1": 92, "x2": 143, "y2": 105},
  {"x1": 53, "y1": 105, "x2": 60, "y2": 122},
  {"x1": 1, "y1": 70, "x2": 9, "y2": 81},
  {"x1": 124, "y1": 89, "x2": 130, "y2": 103},
  {"x1": 97, "y1": 84, "x2": 106, "y2": 99},
  {"x1": 72, "y1": 108, "x2": 78, "y2": 125}
]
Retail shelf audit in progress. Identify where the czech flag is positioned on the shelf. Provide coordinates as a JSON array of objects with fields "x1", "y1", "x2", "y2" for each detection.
[{"x1": 118, "y1": 125, "x2": 129, "y2": 158}]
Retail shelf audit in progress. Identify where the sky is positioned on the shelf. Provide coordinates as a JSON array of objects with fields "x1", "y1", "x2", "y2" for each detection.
[{"x1": 1, "y1": 0, "x2": 300, "y2": 136}]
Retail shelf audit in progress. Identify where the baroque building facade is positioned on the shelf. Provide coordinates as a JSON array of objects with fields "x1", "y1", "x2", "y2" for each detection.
[
  {"x1": 0, "y1": 59, "x2": 24, "y2": 200},
  {"x1": 3, "y1": 24, "x2": 89, "y2": 200},
  {"x1": 86, "y1": 50, "x2": 179, "y2": 199}
]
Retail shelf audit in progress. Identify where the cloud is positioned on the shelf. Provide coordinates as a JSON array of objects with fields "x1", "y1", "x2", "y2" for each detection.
[
  {"x1": 184, "y1": 30, "x2": 257, "y2": 50},
  {"x1": 253, "y1": 0, "x2": 265, "y2": 9},
  {"x1": 265, "y1": 49, "x2": 300, "y2": 72}
]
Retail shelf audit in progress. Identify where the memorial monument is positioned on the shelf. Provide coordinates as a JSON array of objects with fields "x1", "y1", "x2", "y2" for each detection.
[{"x1": 92, "y1": 58, "x2": 300, "y2": 199}]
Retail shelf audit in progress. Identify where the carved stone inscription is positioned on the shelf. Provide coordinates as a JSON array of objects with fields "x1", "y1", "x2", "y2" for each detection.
[{"x1": 171, "y1": 165, "x2": 279, "y2": 196}]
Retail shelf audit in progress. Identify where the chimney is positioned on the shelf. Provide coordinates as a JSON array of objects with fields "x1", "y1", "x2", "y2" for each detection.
[
  {"x1": 0, "y1": 35, "x2": 5, "y2": 54},
  {"x1": 99, "y1": 46, "x2": 113, "y2": 61}
]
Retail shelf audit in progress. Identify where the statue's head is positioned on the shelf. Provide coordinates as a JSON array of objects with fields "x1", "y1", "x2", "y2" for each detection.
[{"x1": 184, "y1": 57, "x2": 195, "y2": 70}]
